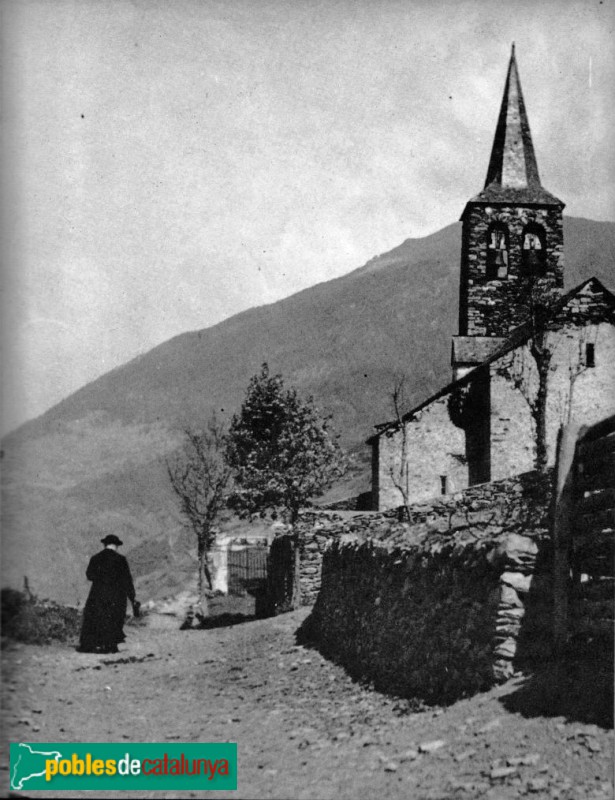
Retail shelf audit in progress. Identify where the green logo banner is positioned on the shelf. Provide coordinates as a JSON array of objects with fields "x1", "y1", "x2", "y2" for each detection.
[{"x1": 10, "y1": 742, "x2": 237, "y2": 792}]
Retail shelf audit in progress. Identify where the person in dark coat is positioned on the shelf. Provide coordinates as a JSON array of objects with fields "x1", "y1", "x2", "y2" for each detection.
[{"x1": 78, "y1": 534, "x2": 140, "y2": 654}]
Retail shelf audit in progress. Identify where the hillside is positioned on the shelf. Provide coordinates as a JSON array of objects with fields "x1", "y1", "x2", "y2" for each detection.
[{"x1": 2, "y1": 216, "x2": 614, "y2": 604}]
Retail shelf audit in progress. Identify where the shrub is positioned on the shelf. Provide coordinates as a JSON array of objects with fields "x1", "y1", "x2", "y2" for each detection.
[{"x1": 1, "y1": 588, "x2": 81, "y2": 645}]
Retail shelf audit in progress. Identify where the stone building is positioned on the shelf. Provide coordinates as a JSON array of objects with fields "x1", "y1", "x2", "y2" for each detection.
[{"x1": 370, "y1": 46, "x2": 615, "y2": 511}]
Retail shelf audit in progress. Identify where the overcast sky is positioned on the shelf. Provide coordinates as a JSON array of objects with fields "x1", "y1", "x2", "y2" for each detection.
[{"x1": 2, "y1": 0, "x2": 614, "y2": 434}]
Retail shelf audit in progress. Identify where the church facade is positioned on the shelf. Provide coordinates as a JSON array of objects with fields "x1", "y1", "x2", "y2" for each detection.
[{"x1": 370, "y1": 47, "x2": 615, "y2": 511}]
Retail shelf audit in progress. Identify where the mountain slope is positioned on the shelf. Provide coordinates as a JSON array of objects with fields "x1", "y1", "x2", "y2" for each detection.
[{"x1": 3, "y1": 216, "x2": 614, "y2": 604}]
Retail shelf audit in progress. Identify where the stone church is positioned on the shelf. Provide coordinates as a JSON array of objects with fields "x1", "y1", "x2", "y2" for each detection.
[{"x1": 370, "y1": 46, "x2": 615, "y2": 511}]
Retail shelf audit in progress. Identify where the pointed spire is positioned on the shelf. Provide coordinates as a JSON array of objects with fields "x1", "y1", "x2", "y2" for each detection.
[
  {"x1": 484, "y1": 44, "x2": 540, "y2": 190},
  {"x1": 466, "y1": 46, "x2": 563, "y2": 208}
]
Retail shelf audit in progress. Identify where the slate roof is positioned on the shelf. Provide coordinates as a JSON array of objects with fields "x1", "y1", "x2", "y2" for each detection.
[
  {"x1": 451, "y1": 336, "x2": 507, "y2": 366},
  {"x1": 465, "y1": 45, "x2": 564, "y2": 210},
  {"x1": 469, "y1": 183, "x2": 564, "y2": 207}
]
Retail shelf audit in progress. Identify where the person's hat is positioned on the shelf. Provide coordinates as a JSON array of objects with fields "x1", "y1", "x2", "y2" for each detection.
[{"x1": 101, "y1": 534, "x2": 123, "y2": 546}]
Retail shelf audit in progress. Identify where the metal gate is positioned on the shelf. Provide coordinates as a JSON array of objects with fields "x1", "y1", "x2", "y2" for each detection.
[{"x1": 227, "y1": 546, "x2": 268, "y2": 596}]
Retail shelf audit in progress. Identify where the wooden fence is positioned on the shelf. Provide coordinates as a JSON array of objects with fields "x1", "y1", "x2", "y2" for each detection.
[{"x1": 553, "y1": 416, "x2": 615, "y2": 652}]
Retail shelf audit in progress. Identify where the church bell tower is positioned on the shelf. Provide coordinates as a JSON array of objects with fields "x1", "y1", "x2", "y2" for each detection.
[{"x1": 452, "y1": 45, "x2": 565, "y2": 380}]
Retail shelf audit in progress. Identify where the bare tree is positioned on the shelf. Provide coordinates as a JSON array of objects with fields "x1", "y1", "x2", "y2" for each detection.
[
  {"x1": 500, "y1": 325, "x2": 555, "y2": 473},
  {"x1": 499, "y1": 278, "x2": 594, "y2": 473},
  {"x1": 167, "y1": 415, "x2": 232, "y2": 617},
  {"x1": 525, "y1": 280, "x2": 561, "y2": 472},
  {"x1": 388, "y1": 375, "x2": 412, "y2": 517}
]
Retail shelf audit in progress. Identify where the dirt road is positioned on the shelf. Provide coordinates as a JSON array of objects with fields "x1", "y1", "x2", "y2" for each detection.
[{"x1": 2, "y1": 608, "x2": 613, "y2": 799}]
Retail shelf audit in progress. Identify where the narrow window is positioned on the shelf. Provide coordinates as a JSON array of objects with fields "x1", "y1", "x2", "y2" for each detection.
[
  {"x1": 440, "y1": 475, "x2": 448, "y2": 495},
  {"x1": 521, "y1": 224, "x2": 547, "y2": 276},
  {"x1": 585, "y1": 343, "x2": 595, "y2": 368},
  {"x1": 486, "y1": 224, "x2": 509, "y2": 280}
]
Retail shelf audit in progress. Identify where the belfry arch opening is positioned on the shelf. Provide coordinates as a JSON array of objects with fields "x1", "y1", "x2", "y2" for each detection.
[
  {"x1": 521, "y1": 223, "x2": 547, "y2": 276},
  {"x1": 486, "y1": 223, "x2": 509, "y2": 280}
]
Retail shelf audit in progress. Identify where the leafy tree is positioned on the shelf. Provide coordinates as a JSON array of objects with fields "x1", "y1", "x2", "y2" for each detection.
[
  {"x1": 167, "y1": 415, "x2": 231, "y2": 617},
  {"x1": 226, "y1": 364, "x2": 345, "y2": 525}
]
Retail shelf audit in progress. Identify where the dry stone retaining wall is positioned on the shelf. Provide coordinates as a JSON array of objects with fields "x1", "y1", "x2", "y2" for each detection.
[
  {"x1": 296, "y1": 472, "x2": 555, "y2": 702},
  {"x1": 293, "y1": 472, "x2": 550, "y2": 605}
]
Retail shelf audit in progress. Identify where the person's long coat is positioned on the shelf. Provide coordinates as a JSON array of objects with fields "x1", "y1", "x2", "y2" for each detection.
[{"x1": 79, "y1": 548, "x2": 136, "y2": 652}]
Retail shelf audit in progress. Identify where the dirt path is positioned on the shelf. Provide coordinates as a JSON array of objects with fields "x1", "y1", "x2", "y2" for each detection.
[{"x1": 2, "y1": 609, "x2": 613, "y2": 799}]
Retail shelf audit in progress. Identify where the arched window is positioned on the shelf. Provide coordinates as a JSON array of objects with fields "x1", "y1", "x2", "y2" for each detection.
[
  {"x1": 521, "y1": 223, "x2": 547, "y2": 275},
  {"x1": 485, "y1": 223, "x2": 509, "y2": 280}
]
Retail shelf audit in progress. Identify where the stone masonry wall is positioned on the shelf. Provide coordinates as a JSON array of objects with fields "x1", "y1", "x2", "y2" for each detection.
[
  {"x1": 460, "y1": 204, "x2": 564, "y2": 337},
  {"x1": 296, "y1": 511, "x2": 347, "y2": 606},
  {"x1": 376, "y1": 395, "x2": 467, "y2": 510},
  {"x1": 374, "y1": 318, "x2": 615, "y2": 511},
  {"x1": 490, "y1": 320, "x2": 615, "y2": 479},
  {"x1": 299, "y1": 472, "x2": 554, "y2": 703}
]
